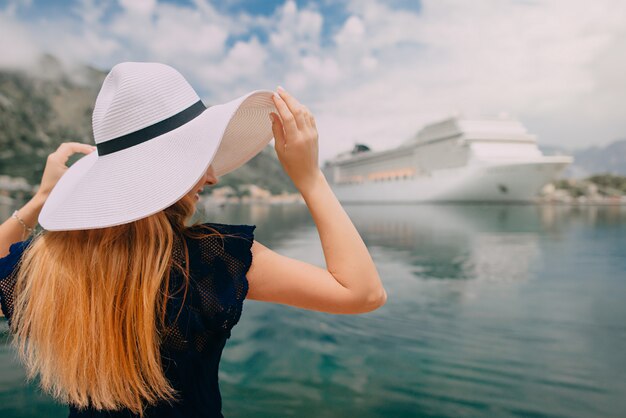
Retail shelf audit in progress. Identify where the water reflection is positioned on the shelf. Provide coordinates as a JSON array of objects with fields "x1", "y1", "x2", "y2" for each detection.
[
  {"x1": 342, "y1": 205, "x2": 541, "y2": 282},
  {"x1": 198, "y1": 201, "x2": 313, "y2": 249},
  {"x1": 1, "y1": 201, "x2": 625, "y2": 418}
]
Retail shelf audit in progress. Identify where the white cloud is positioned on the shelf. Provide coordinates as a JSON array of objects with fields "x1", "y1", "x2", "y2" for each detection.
[
  {"x1": 268, "y1": 1, "x2": 323, "y2": 57},
  {"x1": 73, "y1": 0, "x2": 111, "y2": 26},
  {"x1": 0, "y1": 0, "x2": 624, "y2": 162},
  {"x1": 312, "y1": 0, "x2": 626, "y2": 158},
  {"x1": 0, "y1": 11, "x2": 40, "y2": 69},
  {"x1": 118, "y1": 0, "x2": 155, "y2": 15},
  {"x1": 198, "y1": 36, "x2": 268, "y2": 89},
  {"x1": 335, "y1": 15, "x2": 364, "y2": 45}
]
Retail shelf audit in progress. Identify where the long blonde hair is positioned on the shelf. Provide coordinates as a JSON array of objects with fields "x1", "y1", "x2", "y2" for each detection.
[{"x1": 10, "y1": 193, "x2": 224, "y2": 416}]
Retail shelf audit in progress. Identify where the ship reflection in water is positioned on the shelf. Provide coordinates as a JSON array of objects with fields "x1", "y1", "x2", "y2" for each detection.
[{"x1": 345, "y1": 204, "x2": 542, "y2": 283}]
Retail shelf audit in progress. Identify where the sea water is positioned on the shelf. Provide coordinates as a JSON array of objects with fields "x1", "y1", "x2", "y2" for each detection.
[{"x1": 1, "y1": 203, "x2": 625, "y2": 418}]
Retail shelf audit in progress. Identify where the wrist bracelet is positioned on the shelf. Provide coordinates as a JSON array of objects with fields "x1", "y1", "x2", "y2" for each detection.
[{"x1": 12, "y1": 210, "x2": 35, "y2": 237}]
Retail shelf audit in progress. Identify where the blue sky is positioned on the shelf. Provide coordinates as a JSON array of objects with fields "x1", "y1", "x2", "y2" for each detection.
[
  {"x1": 1, "y1": 0, "x2": 625, "y2": 163},
  {"x1": 4, "y1": 0, "x2": 358, "y2": 47}
]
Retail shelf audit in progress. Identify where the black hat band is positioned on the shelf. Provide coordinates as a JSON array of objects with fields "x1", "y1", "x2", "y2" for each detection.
[{"x1": 96, "y1": 100, "x2": 207, "y2": 156}]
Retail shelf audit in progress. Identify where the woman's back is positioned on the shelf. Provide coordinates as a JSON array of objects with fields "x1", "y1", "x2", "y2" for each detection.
[{"x1": 1, "y1": 222, "x2": 255, "y2": 418}]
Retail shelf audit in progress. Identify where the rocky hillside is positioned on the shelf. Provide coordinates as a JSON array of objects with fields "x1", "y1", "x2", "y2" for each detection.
[
  {"x1": 0, "y1": 55, "x2": 296, "y2": 195},
  {"x1": 0, "y1": 55, "x2": 103, "y2": 184}
]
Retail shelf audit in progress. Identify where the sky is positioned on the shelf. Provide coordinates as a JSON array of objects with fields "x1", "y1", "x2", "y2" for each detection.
[{"x1": 1, "y1": 0, "x2": 625, "y2": 164}]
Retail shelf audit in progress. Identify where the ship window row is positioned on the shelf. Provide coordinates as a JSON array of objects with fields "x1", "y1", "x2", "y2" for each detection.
[
  {"x1": 370, "y1": 174, "x2": 414, "y2": 182},
  {"x1": 337, "y1": 168, "x2": 416, "y2": 184}
]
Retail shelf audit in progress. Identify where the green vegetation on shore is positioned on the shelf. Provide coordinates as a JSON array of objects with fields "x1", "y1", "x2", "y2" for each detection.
[
  {"x1": 586, "y1": 174, "x2": 626, "y2": 195},
  {"x1": 552, "y1": 174, "x2": 626, "y2": 198}
]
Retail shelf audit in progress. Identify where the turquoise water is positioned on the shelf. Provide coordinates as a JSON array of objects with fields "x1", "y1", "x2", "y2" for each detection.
[{"x1": 1, "y1": 203, "x2": 625, "y2": 417}]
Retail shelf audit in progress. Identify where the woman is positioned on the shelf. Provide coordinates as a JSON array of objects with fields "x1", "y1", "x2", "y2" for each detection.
[{"x1": 0, "y1": 62, "x2": 386, "y2": 417}]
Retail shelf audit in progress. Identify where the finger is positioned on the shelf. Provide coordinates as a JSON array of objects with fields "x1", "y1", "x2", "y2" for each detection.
[
  {"x1": 298, "y1": 105, "x2": 316, "y2": 131},
  {"x1": 269, "y1": 112, "x2": 285, "y2": 150},
  {"x1": 272, "y1": 92, "x2": 299, "y2": 139},
  {"x1": 53, "y1": 142, "x2": 97, "y2": 165},
  {"x1": 309, "y1": 112, "x2": 317, "y2": 131},
  {"x1": 57, "y1": 142, "x2": 97, "y2": 155},
  {"x1": 276, "y1": 86, "x2": 306, "y2": 130},
  {"x1": 299, "y1": 105, "x2": 312, "y2": 129}
]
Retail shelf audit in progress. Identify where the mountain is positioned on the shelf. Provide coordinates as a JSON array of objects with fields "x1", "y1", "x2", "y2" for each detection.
[
  {"x1": 570, "y1": 140, "x2": 626, "y2": 177},
  {"x1": 0, "y1": 55, "x2": 104, "y2": 184},
  {"x1": 540, "y1": 140, "x2": 626, "y2": 178},
  {"x1": 0, "y1": 55, "x2": 296, "y2": 195}
]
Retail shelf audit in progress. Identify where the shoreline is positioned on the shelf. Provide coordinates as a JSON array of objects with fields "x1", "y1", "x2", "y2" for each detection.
[{"x1": 2, "y1": 173, "x2": 625, "y2": 207}]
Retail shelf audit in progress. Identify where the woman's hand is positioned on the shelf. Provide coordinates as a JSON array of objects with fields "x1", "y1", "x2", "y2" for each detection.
[
  {"x1": 270, "y1": 86, "x2": 321, "y2": 194},
  {"x1": 35, "y1": 142, "x2": 97, "y2": 200}
]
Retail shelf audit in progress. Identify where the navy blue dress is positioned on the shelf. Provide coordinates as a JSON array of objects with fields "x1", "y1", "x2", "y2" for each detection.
[{"x1": 0, "y1": 222, "x2": 256, "y2": 418}]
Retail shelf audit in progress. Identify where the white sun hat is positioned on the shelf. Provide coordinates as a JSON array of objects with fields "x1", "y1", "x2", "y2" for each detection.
[{"x1": 38, "y1": 61, "x2": 275, "y2": 231}]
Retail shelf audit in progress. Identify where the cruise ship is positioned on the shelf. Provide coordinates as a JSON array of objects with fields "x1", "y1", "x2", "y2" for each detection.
[{"x1": 322, "y1": 117, "x2": 573, "y2": 203}]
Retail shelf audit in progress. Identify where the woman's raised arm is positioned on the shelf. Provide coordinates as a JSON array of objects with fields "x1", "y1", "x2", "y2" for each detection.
[
  {"x1": 0, "y1": 142, "x2": 96, "y2": 257},
  {"x1": 245, "y1": 87, "x2": 386, "y2": 314}
]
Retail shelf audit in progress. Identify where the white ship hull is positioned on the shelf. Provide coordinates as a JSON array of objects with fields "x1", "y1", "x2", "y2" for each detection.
[
  {"x1": 329, "y1": 158, "x2": 571, "y2": 203},
  {"x1": 324, "y1": 117, "x2": 573, "y2": 203}
]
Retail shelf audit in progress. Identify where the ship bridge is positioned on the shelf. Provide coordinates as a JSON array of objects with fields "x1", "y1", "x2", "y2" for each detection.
[{"x1": 403, "y1": 117, "x2": 543, "y2": 161}]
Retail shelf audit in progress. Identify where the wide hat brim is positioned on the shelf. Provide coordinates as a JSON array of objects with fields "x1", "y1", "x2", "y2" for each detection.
[{"x1": 39, "y1": 90, "x2": 275, "y2": 231}]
